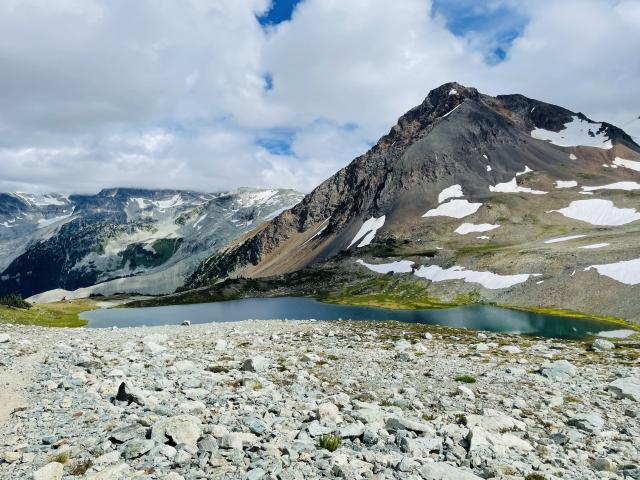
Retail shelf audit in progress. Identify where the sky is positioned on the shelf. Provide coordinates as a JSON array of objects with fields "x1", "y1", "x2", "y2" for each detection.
[{"x1": 1, "y1": 0, "x2": 639, "y2": 194}]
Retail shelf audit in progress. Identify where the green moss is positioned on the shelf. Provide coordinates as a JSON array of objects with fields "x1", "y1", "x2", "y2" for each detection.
[
  {"x1": 321, "y1": 277, "x2": 470, "y2": 310},
  {"x1": 0, "y1": 299, "x2": 95, "y2": 327}
]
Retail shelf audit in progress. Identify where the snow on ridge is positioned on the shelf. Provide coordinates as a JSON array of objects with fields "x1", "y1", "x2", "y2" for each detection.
[
  {"x1": 555, "y1": 180, "x2": 578, "y2": 189},
  {"x1": 612, "y1": 157, "x2": 640, "y2": 172},
  {"x1": 515, "y1": 166, "x2": 533, "y2": 177},
  {"x1": 438, "y1": 184, "x2": 463, "y2": 203},
  {"x1": 414, "y1": 264, "x2": 533, "y2": 289},
  {"x1": 356, "y1": 259, "x2": 414, "y2": 274},
  {"x1": 423, "y1": 199, "x2": 482, "y2": 219},
  {"x1": 582, "y1": 181, "x2": 640, "y2": 192},
  {"x1": 585, "y1": 257, "x2": 640, "y2": 285},
  {"x1": 156, "y1": 194, "x2": 184, "y2": 210},
  {"x1": 454, "y1": 223, "x2": 500, "y2": 235},
  {"x1": 448, "y1": 88, "x2": 458, "y2": 96},
  {"x1": 441, "y1": 104, "x2": 461, "y2": 119},
  {"x1": 549, "y1": 199, "x2": 640, "y2": 226},
  {"x1": 530, "y1": 116, "x2": 612, "y2": 150},
  {"x1": 348, "y1": 216, "x2": 386, "y2": 248},
  {"x1": 544, "y1": 234, "x2": 587, "y2": 244},
  {"x1": 37, "y1": 210, "x2": 74, "y2": 229}
]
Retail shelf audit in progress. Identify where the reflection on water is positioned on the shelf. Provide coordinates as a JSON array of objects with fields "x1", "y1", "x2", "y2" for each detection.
[{"x1": 80, "y1": 297, "x2": 617, "y2": 340}]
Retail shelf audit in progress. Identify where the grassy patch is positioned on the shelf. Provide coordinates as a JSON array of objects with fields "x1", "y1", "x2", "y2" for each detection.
[
  {"x1": 454, "y1": 375, "x2": 477, "y2": 384},
  {"x1": 0, "y1": 299, "x2": 97, "y2": 327},
  {"x1": 322, "y1": 277, "x2": 474, "y2": 310},
  {"x1": 318, "y1": 434, "x2": 341, "y2": 452}
]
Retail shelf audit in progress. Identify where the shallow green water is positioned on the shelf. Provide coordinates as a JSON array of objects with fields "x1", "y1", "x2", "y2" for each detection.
[{"x1": 80, "y1": 296, "x2": 623, "y2": 339}]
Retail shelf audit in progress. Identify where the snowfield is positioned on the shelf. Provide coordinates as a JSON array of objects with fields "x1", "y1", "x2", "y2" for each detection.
[
  {"x1": 423, "y1": 199, "x2": 482, "y2": 219},
  {"x1": 348, "y1": 216, "x2": 386, "y2": 248},
  {"x1": 530, "y1": 116, "x2": 612, "y2": 149},
  {"x1": 414, "y1": 264, "x2": 533, "y2": 289},
  {"x1": 454, "y1": 223, "x2": 500, "y2": 235},
  {"x1": 585, "y1": 258, "x2": 640, "y2": 285},
  {"x1": 549, "y1": 199, "x2": 640, "y2": 226},
  {"x1": 356, "y1": 259, "x2": 415, "y2": 274}
]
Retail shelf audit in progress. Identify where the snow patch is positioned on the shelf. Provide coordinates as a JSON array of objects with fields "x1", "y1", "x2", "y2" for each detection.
[
  {"x1": 582, "y1": 181, "x2": 640, "y2": 192},
  {"x1": 549, "y1": 199, "x2": 640, "y2": 226},
  {"x1": 37, "y1": 212, "x2": 74, "y2": 229},
  {"x1": 356, "y1": 259, "x2": 414, "y2": 274},
  {"x1": 348, "y1": 216, "x2": 386, "y2": 248},
  {"x1": 438, "y1": 184, "x2": 463, "y2": 203},
  {"x1": 490, "y1": 178, "x2": 546, "y2": 195},
  {"x1": 585, "y1": 258, "x2": 640, "y2": 285},
  {"x1": 486, "y1": 165, "x2": 492, "y2": 172},
  {"x1": 530, "y1": 116, "x2": 612, "y2": 149},
  {"x1": 454, "y1": 223, "x2": 500, "y2": 235},
  {"x1": 193, "y1": 214, "x2": 207, "y2": 229},
  {"x1": 569, "y1": 153, "x2": 577, "y2": 160},
  {"x1": 448, "y1": 88, "x2": 458, "y2": 96},
  {"x1": 579, "y1": 243, "x2": 609, "y2": 249},
  {"x1": 544, "y1": 234, "x2": 587, "y2": 244},
  {"x1": 414, "y1": 264, "x2": 533, "y2": 289},
  {"x1": 596, "y1": 329, "x2": 637, "y2": 338},
  {"x1": 612, "y1": 157, "x2": 640, "y2": 172},
  {"x1": 555, "y1": 180, "x2": 578, "y2": 189},
  {"x1": 423, "y1": 199, "x2": 482, "y2": 219},
  {"x1": 516, "y1": 165, "x2": 533, "y2": 176}
]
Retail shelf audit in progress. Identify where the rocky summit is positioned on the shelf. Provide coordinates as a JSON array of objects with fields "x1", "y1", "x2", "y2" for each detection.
[
  {"x1": 183, "y1": 83, "x2": 640, "y2": 324},
  {"x1": 1, "y1": 320, "x2": 638, "y2": 479}
]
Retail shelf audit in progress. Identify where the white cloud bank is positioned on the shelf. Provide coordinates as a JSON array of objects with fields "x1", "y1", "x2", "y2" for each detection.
[{"x1": 0, "y1": 0, "x2": 638, "y2": 194}]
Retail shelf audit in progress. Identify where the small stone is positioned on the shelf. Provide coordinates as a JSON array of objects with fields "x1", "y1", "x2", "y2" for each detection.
[
  {"x1": 500, "y1": 345, "x2": 521, "y2": 354},
  {"x1": 385, "y1": 415, "x2": 435, "y2": 434},
  {"x1": 242, "y1": 416, "x2": 267, "y2": 435},
  {"x1": 2, "y1": 451, "x2": 21, "y2": 463},
  {"x1": 181, "y1": 320, "x2": 191, "y2": 326},
  {"x1": 240, "y1": 356, "x2": 268, "y2": 372},
  {"x1": 123, "y1": 438, "x2": 155, "y2": 459},
  {"x1": 593, "y1": 457, "x2": 616, "y2": 471},
  {"x1": 541, "y1": 360, "x2": 578, "y2": 380},
  {"x1": 214, "y1": 339, "x2": 228, "y2": 351},
  {"x1": 220, "y1": 432, "x2": 257, "y2": 450},
  {"x1": 33, "y1": 462, "x2": 64, "y2": 480},
  {"x1": 457, "y1": 385, "x2": 475, "y2": 399},
  {"x1": 244, "y1": 468, "x2": 267, "y2": 480},
  {"x1": 608, "y1": 377, "x2": 640, "y2": 402},
  {"x1": 568, "y1": 411, "x2": 605, "y2": 432},
  {"x1": 592, "y1": 338, "x2": 615, "y2": 351},
  {"x1": 419, "y1": 462, "x2": 482, "y2": 479},
  {"x1": 317, "y1": 402, "x2": 341, "y2": 424}
]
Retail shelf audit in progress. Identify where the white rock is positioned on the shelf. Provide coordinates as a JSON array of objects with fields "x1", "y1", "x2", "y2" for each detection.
[
  {"x1": 419, "y1": 462, "x2": 482, "y2": 479},
  {"x1": 457, "y1": 385, "x2": 475, "y2": 399},
  {"x1": 592, "y1": 339, "x2": 615, "y2": 351},
  {"x1": 608, "y1": 377, "x2": 640, "y2": 401},
  {"x1": 33, "y1": 462, "x2": 64, "y2": 480},
  {"x1": 214, "y1": 339, "x2": 228, "y2": 351},
  {"x1": 317, "y1": 402, "x2": 342, "y2": 425},
  {"x1": 0, "y1": 334, "x2": 10, "y2": 343}
]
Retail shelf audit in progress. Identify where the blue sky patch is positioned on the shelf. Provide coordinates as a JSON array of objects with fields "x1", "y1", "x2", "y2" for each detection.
[
  {"x1": 255, "y1": 128, "x2": 297, "y2": 155},
  {"x1": 432, "y1": 0, "x2": 527, "y2": 63},
  {"x1": 258, "y1": 0, "x2": 302, "y2": 27}
]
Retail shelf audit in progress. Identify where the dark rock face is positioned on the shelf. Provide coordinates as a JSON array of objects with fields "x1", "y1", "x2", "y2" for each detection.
[{"x1": 188, "y1": 82, "x2": 640, "y2": 288}]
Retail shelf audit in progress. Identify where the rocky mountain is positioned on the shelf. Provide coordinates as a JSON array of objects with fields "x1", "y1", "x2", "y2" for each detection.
[
  {"x1": 186, "y1": 82, "x2": 640, "y2": 323},
  {"x1": 0, "y1": 188, "x2": 303, "y2": 300}
]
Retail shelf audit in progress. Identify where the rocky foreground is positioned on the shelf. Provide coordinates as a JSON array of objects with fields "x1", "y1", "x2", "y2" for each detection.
[{"x1": 0, "y1": 320, "x2": 639, "y2": 480}]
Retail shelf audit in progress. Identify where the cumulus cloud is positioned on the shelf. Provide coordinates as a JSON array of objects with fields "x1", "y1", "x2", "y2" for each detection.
[{"x1": 0, "y1": 0, "x2": 638, "y2": 194}]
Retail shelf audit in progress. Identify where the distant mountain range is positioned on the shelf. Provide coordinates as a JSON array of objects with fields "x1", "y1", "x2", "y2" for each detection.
[
  {"x1": 179, "y1": 82, "x2": 640, "y2": 323},
  {"x1": 0, "y1": 188, "x2": 303, "y2": 300}
]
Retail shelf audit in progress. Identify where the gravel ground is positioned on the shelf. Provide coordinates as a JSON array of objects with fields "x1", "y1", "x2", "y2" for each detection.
[{"x1": 0, "y1": 319, "x2": 638, "y2": 480}]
